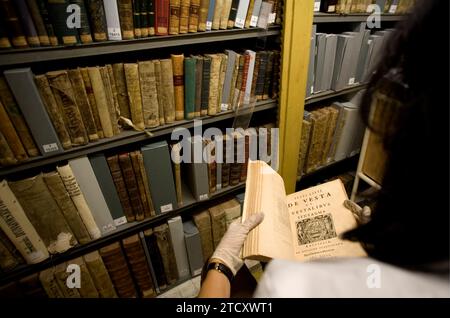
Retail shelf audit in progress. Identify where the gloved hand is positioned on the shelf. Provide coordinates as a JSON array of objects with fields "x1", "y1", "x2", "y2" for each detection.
[
  {"x1": 210, "y1": 213, "x2": 264, "y2": 276},
  {"x1": 344, "y1": 200, "x2": 371, "y2": 225}
]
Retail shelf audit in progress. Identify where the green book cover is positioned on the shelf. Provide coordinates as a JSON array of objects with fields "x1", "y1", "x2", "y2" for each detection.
[{"x1": 184, "y1": 57, "x2": 196, "y2": 120}]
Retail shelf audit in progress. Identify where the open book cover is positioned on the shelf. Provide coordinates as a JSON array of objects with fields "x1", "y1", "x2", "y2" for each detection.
[{"x1": 242, "y1": 160, "x2": 367, "y2": 262}]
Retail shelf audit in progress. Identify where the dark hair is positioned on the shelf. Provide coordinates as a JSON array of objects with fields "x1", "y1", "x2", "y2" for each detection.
[{"x1": 342, "y1": 0, "x2": 449, "y2": 270}]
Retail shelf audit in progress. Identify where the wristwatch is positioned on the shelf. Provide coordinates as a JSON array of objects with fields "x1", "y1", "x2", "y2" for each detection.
[{"x1": 204, "y1": 260, "x2": 234, "y2": 284}]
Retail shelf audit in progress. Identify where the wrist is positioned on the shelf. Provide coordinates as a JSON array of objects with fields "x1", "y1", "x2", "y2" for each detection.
[{"x1": 206, "y1": 260, "x2": 234, "y2": 284}]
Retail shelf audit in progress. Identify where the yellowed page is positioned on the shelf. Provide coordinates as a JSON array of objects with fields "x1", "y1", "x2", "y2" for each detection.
[{"x1": 287, "y1": 179, "x2": 367, "y2": 261}]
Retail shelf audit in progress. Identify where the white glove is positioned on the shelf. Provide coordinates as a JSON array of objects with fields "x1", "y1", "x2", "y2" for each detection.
[
  {"x1": 211, "y1": 213, "x2": 264, "y2": 276},
  {"x1": 344, "y1": 200, "x2": 371, "y2": 225}
]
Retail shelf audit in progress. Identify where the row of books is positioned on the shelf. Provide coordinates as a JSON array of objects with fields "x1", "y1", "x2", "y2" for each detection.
[
  {"x1": 316, "y1": 0, "x2": 415, "y2": 14},
  {"x1": 297, "y1": 97, "x2": 365, "y2": 176},
  {"x1": 305, "y1": 25, "x2": 394, "y2": 97},
  {"x1": 0, "y1": 126, "x2": 276, "y2": 265},
  {"x1": 0, "y1": 0, "x2": 283, "y2": 49},
  {"x1": 0, "y1": 195, "x2": 244, "y2": 297},
  {"x1": 0, "y1": 48, "x2": 280, "y2": 167}
]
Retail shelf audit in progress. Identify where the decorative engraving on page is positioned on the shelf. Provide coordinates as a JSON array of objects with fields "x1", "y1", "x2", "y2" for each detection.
[{"x1": 296, "y1": 214, "x2": 337, "y2": 245}]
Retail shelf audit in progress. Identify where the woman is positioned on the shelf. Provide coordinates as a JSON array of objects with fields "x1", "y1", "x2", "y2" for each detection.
[{"x1": 198, "y1": 0, "x2": 449, "y2": 298}]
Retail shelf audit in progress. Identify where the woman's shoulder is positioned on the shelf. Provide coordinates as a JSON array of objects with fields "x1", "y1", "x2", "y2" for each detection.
[{"x1": 253, "y1": 257, "x2": 449, "y2": 298}]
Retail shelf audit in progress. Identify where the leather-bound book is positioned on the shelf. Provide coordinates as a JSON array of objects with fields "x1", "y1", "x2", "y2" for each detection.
[
  {"x1": 193, "y1": 56, "x2": 203, "y2": 117},
  {"x1": 262, "y1": 50, "x2": 274, "y2": 99},
  {"x1": 119, "y1": 152, "x2": 145, "y2": 221},
  {"x1": 99, "y1": 67, "x2": 120, "y2": 136},
  {"x1": 160, "y1": 59, "x2": 176, "y2": 123},
  {"x1": 192, "y1": 210, "x2": 213, "y2": 262},
  {"x1": 25, "y1": 0, "x2": 50, "y2": 46},
  {"x1": 147, "y1": 0, "x2": 156, "y2": 35},
  {"x1": 0, "y1": 100, "x2": 28, "y2": 162},
  {"x1": 219, "y1": 0, "x2": 232, "y2": 29},
  {"x1": 139, "y1": 0, "x2": 149, "y2": 37},
  {"x1": 112, "y1": 63, "x2": 132, "y2": 120},
  {"x1": 46, "y1": 0, "x2": 79, "y2": 44},
  {"x1": 200, "y1": 56, "x2": 211, "y2": 116},
  {"x1": 132, "y1": 0, "x2": 142, "y2": 37},
  {"x1": 171, "y1": 54, "x2": 185, "y2": 121},
  {"x1": 184, "y1": 57, "x2": 196, "y2": 120},
  {"x1": 206, "y1": 54, "x2": 221, "y2": 115},
  {"x1": 86, "y1": 0, "x2": 108, "y2": 41},
  {"x1": 71, "y1": 0, "x2": 93, "y2": 43},
  {"x1": 155, "y1": 0, "x2": 169, "y2": 35},
  {"x1": 15, "y1": 0, "x2": 41, "y2": 46},
  {"x1": 179, "y1": 0, "x2": 190, "y2": 33},
  {"x1": 208, "y1": 204, "x2": 226, "y2": 248},
  {"x1": 130, "y1": 151, "x2": 153, "y2": 219},
  {"x1": 39, "y1": 268, "x2": 64, "y2": 298},
  {"x1": 169, "y1": 0, "x2": 181, "y2": 34},
  {"x1": 35, "y1": 0, "x2": 58, "y2": 45},
  {"x1": 153, "y1": 224, "x2": 179, "y2": 285},
  {"x1": 80, "y1": 68, "x2": 104, "y2": 139},
  {"x1": 153, "y1": 60, "x2": 166, "y2": 125},
  {"x1": 118, "y1": 0, "x2": 135, "y2": 39},
  {"x1": 83, "y1": 251, "x2": 117, "y2": 298},
  {"x1": 71, "y1": 257, "x2": 99, "y2": 298},
  {"x1": 0, "y1": 132, "x2": 16, "y2": 166},
  {"x1": 143, "y1": 229, "x2": 168, "y2": 289},
  {"x1": 198, "y1": 0, "x2": 210, "y2": 31},
  {"x1": 0, "y1": 0, "x2": 28, "y2": 48},
  {"x1": 188, "y1": 0, "x2": 200, "y2": 32},
  {"x1": 138, "y1": 61, "x2": 160, "y2": 127},
  {"x1": 124, "y1": 63, "x2": 145, "y2": 130}
]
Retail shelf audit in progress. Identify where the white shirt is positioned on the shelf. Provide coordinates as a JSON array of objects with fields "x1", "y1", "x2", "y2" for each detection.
[{"x1": 254, "y1": 258, "x2": 450, "y2": 298}]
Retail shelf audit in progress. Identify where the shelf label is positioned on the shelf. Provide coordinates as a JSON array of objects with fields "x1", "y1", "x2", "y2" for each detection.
[
  {"x1": 235, "y1": 18, "x2": 245, "y2": 28},
  {"x1": 250, "y1": 16, "x2": 258, "y2": 27},
  {"x1": 114, "y1": 216, "x2": 127, "y2": 227},
  {"x1": 389, "y1": 5, "x2": 398, "y2": 13},
  {"x1": 348, "y1": 77, "x2": 355, "y2": 85},
  {"x1": 199, "y1": 194, "x2": 209, "y2": 201},
  {"x1": 160, "y1": 203, "x2": 173, "y2": 213},
  {"x1": 268, "y1": 13, "x2": 276, "y2": 24},
  {"x1": 314, "y1": 1, "x2": 321, "y2": 12},
  {"x1": 221, "y1": 103, "x2": 229, "y2": 111},
  {"x1": 206, "y1": 21, "x2": 212, "y2": 31},
  {"x1": 310, "y1": 86, "x2": 314, "y2": 94},
  {"x1": 43, "y1": 143, "x2": 59, "y2": 153},
  {"x1": 327, "y1": 5, "x2": 336, "y2": 12}
]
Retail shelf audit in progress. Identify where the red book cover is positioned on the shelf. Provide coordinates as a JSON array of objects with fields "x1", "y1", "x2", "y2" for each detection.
[{"x1": 155, "y1": 0, "x2": 169, "y2": 35}]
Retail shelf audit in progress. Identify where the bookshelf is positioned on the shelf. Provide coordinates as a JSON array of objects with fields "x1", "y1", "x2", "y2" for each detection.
[{"x1": 313, "y1": 12, "x2": 404, "y2": 23}]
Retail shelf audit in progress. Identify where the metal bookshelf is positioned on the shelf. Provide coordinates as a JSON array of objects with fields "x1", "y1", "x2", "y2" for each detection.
[
  {"x1": 313, "y1": 13, "x2": 405, "y2": 23},
  {"x1": 0, "y1": 26, "x2": 281, "y2": 67},
  {"x1": 305, "y1": 84, "x2": 367, "y2": 105}
]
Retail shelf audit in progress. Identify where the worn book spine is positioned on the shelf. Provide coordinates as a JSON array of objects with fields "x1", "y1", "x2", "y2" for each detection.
[
  {"x1": 171, "y1": 54, "x2": 185, "y2": 120},
  {"x1": 46, "y1": 70, "x2": 88, "y2": 146},
  {"x1": 46, "y1": 0, "x2": 79, "y2": 45},
  {"x1": 70, "y1": 0, "x2": 93, "y2": 43},
  {"x1": 217, "y1": 54, "x2": 228, "y2": 112},
  {"x1": 67, "y1": 69, "x2": 99, "y2": 142},
  {"x1": 14, "y1": 0, "x2": 40, "y2": 47},
  {"x1": 153, "y1": 60, "x2": 166, "y2": 125},
  {"x1": 43, "y1": 172, "x2": 92, "y2": 244},
  {"x1": 71, "y1": 257, "x2": 99, "y2": 298},
  {"x1": 83, "y1": 251, "x2": 117, "y2": 298},
  {"x1": 188, "y1": 0, "x2": 200, "y2": 32},
  {"x1": 106, "y1": 155, "x2": 135, "y2": 222},
  {"x1": 205, "y1": 0, "x2": 215, "y2": 30},
  {"x1": 207, "y1": 54, "x2": 221, "y2": 115},
  {"x1": 57, "y1": 164, "x2": 101, "y2": 240},
  {"x1": 171, "y1": 143, "x2": 183, "y2": 206},
  {"x1": 227, "y1": 0, "x2": 239, "y2": 28},
  {"x1": 240, "y1": 133, "x2": 250, "y2": 182},
  {"x1": 99, "y1": 67, "x2": 120, "y2": 135},
  {"x1": 0, "y1": 228, "x2": 24, "y2": 271},
  {"x1": 103, "y1": 0, "x2": 123, "y2": 40},
  {"x1": 230, "y1": 134, "x2": 242, "y2": 185},
  {"x1": 137, "y1": 152, "x2": 156, "y2": 218},
  {"x1": 0, "y1": 19, "x2": 12, "y2": 48},
  {"x1": 211, "y1": 0, "x2": 223, "y2": 30},
  {"x1": 80, "y1": 68, "x2": 104, "y2": 139},
  {"x1": 194, "y1": 57, "x2": 203, "y2": 117},
  {"x1": 263, "y1": 50, "x2": 274, "y2": 99},
  {"x1": 130, "y1": 151, "x2": 152, "y2": 220},
  {"x1": 208, "y1": 206, "x2": 227, "y2": 248},
  {"x1": 25, "y1": 0, "x2": 49, "y2": 46},
  {"x1": 54, "y1": 262, "x2": 80, "y2": 297},
  {"x1": 106, "y1": 64, "x2": 121, "y2": 127},
  {"x1": 133, "y1": 0, "x2": 142, "y2": 37},
  {"x1": 270, "y1": 50, "x2": 280, "y2": 99},
  {"x1": 123, "y1": 235, "x2": 157, "y2": 297},
  {"x1": 0, "y1": 180, "x2": 49, "y2": 264},
  {"x1": 117, "y1": 0, "x2": 135, "y2": 39},
  {"x1": 219, "y1": 0, "x2": 232, "y2": 29},
  {"x1": 198, "y1": 0, "x2": 210, "y2": 31},
  {"x1": 297, "y1": 118, "x2": 312, "y2": 176},
  {"x1": 155, "y1": 0, "x2": 169, "y2": 35},
  {"x1": 138, "y1": 61, "x2": 160, "y2": 127},
  {"x1": 9, "y1": 175, "x2": 77, "y2": 254},
  {"x1": 179, "y1": 0, "x2": 190, "y2": 33},
  {"x1": 221, "y1": 135, "x2": 230, "y2": 188},
  {"x1": 124, "y1": 63, "x2": 145, "y2": 130},
  {"x1": 193, "y1": 210, "x2": 214, "y2": 262},
  {"x1": 250, "y1": 51, "x2": 260, "y2": 102},
  {"x1": 244, "y1": 0, "x2": 255, "y2": 28},
  {"x1": 147, "y1": 0, "x2": 156, "y2": 35},
  {"x1": 232, "y1": 54, "x2": 245, "y2": 109},
  {"x1": 0, "y1": 0, "x2": 28, "y2": 48},
  {"x1": 169, "y1": 0, "x2": 181, "y2": 34},
  {"x1": 35, "y1": 0, "x2": 57, "y2": 46},
  {"x1": 112, "y1": 63, "x2": 132, "y2": 120},
  {"x1": 321, "y1": 107, "x2": 339, "y2": 165},
  {"x1": 140, "y1": 0, "x2": 149, "y2": 36},
  {"x1": 143, "y1": 229, "x2": 167, "y2": 289},
  {"x1": 0, "y1": 132, "x2": 16, "y2": 166},
  {"x1": 200, "y1": 56, "x2": 211, "y2": 116},
  {"x1": 255, "y1": 51, "x2": 268, "y2": 100},
  {"x1": 160, "y1": 59, "x2": 176, "y2": 123},
  {"x1": 228, "y1": 53, "x2": 240, "y2": 110},
  {"x1": 39, "y1": 268, "x2": 64, "y2": 298},
  {"x1": 86, "y1": 0, "x2": 108, "y2": 41},
  {"x1": 154, "y1": 224, "x2": 179, "y2": 285},
  {"x1": 305, "y1": 111, "x2": 324, "y2": 173},
  {"x1": 237, "y1": 53, "x2": 250, "y2": 107},
  {"x1": 119, "y1": 153, "x2": 145, "y2": 221},
  {"x1": 207, "y1": 142, "x2": 217, "y2": 193},
  {"x1": 0, "y1": 100, "x2": 28, "y2": 162},
  {"x1": 184, "y1": 57, "x2": 196, "y2": 120}
]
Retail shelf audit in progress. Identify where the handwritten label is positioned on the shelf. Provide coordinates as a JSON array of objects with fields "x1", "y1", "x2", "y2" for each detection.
[
  {"x1": 43, "y1": 143, "x2": 59, "y2": 153},
  {"x1": 314, "y1": 1, "x2": 321, "y2": 12},
  {"x1": 250, "y1": 16, "x2": 258, "y2": 27},
  {"x1": 221, "y1": 103, "x2": 229, "y2": 111},
  {"x1": 206, "y1": 21, "x2": 212, "y2": 31},
  {"x1": 389, "y1": 5, "x2": 397, "y2": 13},
  {"x1": 268, "y1": 13, "x2": 276, "y2": 24},
  {"x1": 235, "y1": 18, "x2": 245, "y2": 28},
  {"x1": 328, "y1": 5, "x2": 336, "y2": 12},
  {"x1": 114, "y1": 216, "x2": 127, "y2": 227},
  {"x1": 199, "y1": 194, "x2": 209, "y2": 201},
  {"x1": 160, "y1": 203, "x2": 173, "y2": 213},
  {"x1": 348, "y1": 77, "x2": 355, "y2": 85}
]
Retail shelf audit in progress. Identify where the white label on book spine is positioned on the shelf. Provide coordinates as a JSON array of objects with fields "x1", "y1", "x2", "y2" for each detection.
[
  {"x1": 366, "y1": 4, "x2": 376, "y2": 12},
  {"x1": 328, "y1": 5, "x2": 336, "y2": 12},
  {"x1": 160, "y1": 203, "x2": 173, "y2": 213},
  {"x1": 217, "y1": 184, "x2": 222, "y2": 190},
  {"x1": 310, "y1": 86, "x2": 314, "y2": 94},
  {"x1": 199, "y1": 194, "x2": 209, "y2": 201},
  {"x1": 108, "y1": 28, "x2": 122, "y2": 41},
  {"x1": 235, "y1": 18, "x2": 245, "y2": 28},
  {"x1": 268, "y1": 13, "x2": 276, "y2": 24},
  {"x1": 389, "y1": 5, "x2": 397, "y2": 13},
  {"x1": 348, "y1": 77, "x2": 355, "y2": 85},
  {"x1": 43, "y1": 143, "x2": 59, "y2": 153},
  {"x1": 114, "y1": 216, "x2": 127, "y2": 227},
  {"x1": 314, "y1": 1, "x2": 321, "y2": 11},
  {"x1": 250, "y1": 16, "x2": 258, "y2": 27},
  {"x1": 206, "y1": 21, "x2": 212, "y2": 31},
  {"x1": 221, "y1": 103, "x2": 228, "y2": 111}
]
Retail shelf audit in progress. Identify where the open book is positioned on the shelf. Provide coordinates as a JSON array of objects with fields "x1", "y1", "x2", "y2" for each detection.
[{"x1": 242, "y1": 160, "x2": 367, "y2": 262}]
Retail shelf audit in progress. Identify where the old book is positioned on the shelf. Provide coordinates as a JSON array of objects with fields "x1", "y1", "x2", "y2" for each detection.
[
  {"x1": 188, "y1": 0, "x2": 200, "y2": 32},
  {"x1": 141, "y1": 141, "x2": 178, "y2": 214},
  {"x1": 86, "y1": 0, "x2": 108, "y2": 41},
  {"x1": 255, "y1": 51, "x2": 268, "y2": 100},
  {"x1": 205, "y1": 0, "x2": 216, "y2": 30},
  {"x1": 228, "y1": 53, "x2": 241, "y2": 110},
  {"x1": 249, "y1": 52, "x2": 260, "y2": 103},
  {"x1": 119, "y1": 153, "x2": 145, "y2": 221},
  {"x1": 219, "y1": 0, "x2": 232, "y2": 29},
  {"x1": 256, "y1": 0, "x2": 272, "y2": 29},
  {"x1": 179, "y1": 0, "x2": 190, "y2": 33},
  {"x1": 206, "y1": 54, "x2": 221, "y2": 115},
  {"x1": 185, "y1": 136, "x2": 210, "y2": 201},
  {"x1": 54, "y1": 262, "x2": 81, "y2": 297},
  {"x1": 46, "y1": 0, "x2": 79, "y2": 44},
  {"x1": 79, "y1": 68, "x2": 104, "y2": 139},
  {"x1": 262, "y1": 51, "x2": 274, "y2": 99},
  {"x1": 217, "y1": 53, "x2": 228, "y2": 112},
  {"x1": 25, "y1": 0, "x2": 50, "y2": 46},
  {"x1": 160, "y1": 59, "x2": 176, "y2": 123},
  {"x1": 0, "y1": 229, "x2": 24, "y2": 271},
  {"x1": 221, "y1": 50, "x2": 237, "y2": 110},
  {"x1": 168, "y1": 216, "x2": 190, "y2": 280},
  {"x1": 34, "y1": 75, "x2": 72, "y2": 149},
  {"x1": 241, "y1": 128, "x2": 258, "y2": 182},
  {"x1": 130, "y1": 151, "x2": 154, "y2": 219},
  {"x1": 297, "y1": 115, "x2": 312, "y2": 176},
  {"x1": 320, "y1": 107, "x2": 340, "y2": 165},
  {"x1": 35, "y1": 0, "x2": 57, "y2": 46},
  {"x1": 0, "y1": 100, "x2": 28, "y2": 162},
  {"x1": 303, "y1": 110, "x2": 324, "y2": 173},
  {"x1": 99, "y1": 67, "x2": 121, "y2": 135},
  {"x1": 221, "y1": 134, "x2": 231, "y2": 188},
  {"x1": 71, "y1": 257, "x2": 99, "y2": 298},
  {"x1": 0, "y1": 19, "x2": 12, "y2": 49},
  {"x1": 100, "y1": 242, "x2": 138, "y2": 298},
  {"x1": 43, "y1": 172, "x2": 92, "y2": 244},
  {"x1": 192, "y1": 210, "x2": 213, "y2": 262},
  {"x1": 69, "y1": 157, "x2": 116, "y2": 235},
  {"x1": 69, "y1": 0, "x2": 93, "y2": 43},
  {"x1": 236, "y1": 53, "x2": 249, "y2": 107},
  {"x1": 103, "y1": 0, "x2": 123, "y2": 40},
  {"x1": 138, "y1": 151, "x2": 156, "y2": 218},
  {"x1": 155, "y1": 0, "x2": 169, "y2": 35},
  {"x1": 242, "y1": 160, "x2": 367, "y2": 262},
  {"x1": 106, "y1": 155, "x2": 135, "y2": 222},
  {"x1": 39, "y1": 268, "x2": 64, "y2": 298},
  {"x1": 18, "y1": 273, "x2": 47, "y2": 298},
  {"x1": 171, "y1": 143, "x2": 184, "y2": 206},
  {"x1": 183, "y1": 221, "x2": 203, "y2": 276},
  {"x1": 249, "y1": 0, "x2": 262, "y2": 27},
  {"x1": 153, "y1": 60, "x2": 166, "y2": 125},
  {"x1": 269, "y1": 51, "x2": 280, "y2": 99},
  {"x1": 0, "y1": 131, "x2": 16, "y2": 166},
  {"x1": 169, "y1": 0, "x2": 181, "y2": 34},
  {"x1": 229, "y1": 131, "x2": 243, "y2": 185},
  {"x1": 138, "y1": 61, "x2": 160, "y2": 127},
  {"x1": 0, "y1": 180, "x2": 49, "y2": 264},
  {"x1": 0, "y1": 0, "x2": 28, "y2": 48},
  {"x1": 117, "y1": 0, "x2": 135, "y2": 39},
  {"x1": 57, "y1": 164, "x2": 102, "y2": 240},
  {"x1": 154, "y1": 224, "x2": 179, "y2": 285},
  {"x1": 133, "y1": 0, "x2": 142, "y2": 37},
  {"x1": 206, "y1": 139, "x2": 217, "y2": 193},
  {"x1": 68, "y1": 69, "x2": 99, "y2": 142},
  {"x1": 87, "y1": 67, "x2": 114, "y2": 138},
  {"x1": 46, "y1": 70, "x2": 88, "y2": 146},
  {"x1": 227, "y1": 0, "x2": 239, "y2": 28},
  {"x1": 171, "y1": 54, "x2": 185, "y2": 120},
  {"x1": 200, "y1": 56, "x2": 211, "y2": 116},
  {"x1": 9, "y1": 175, "x2": 77, "y2": 254},
  {"x1": 193, "y1": 56, "x2": 203, "y2": 117},
  {"x1": 198, "y1": 0, "x2": 210, "y2": 31},
  {"x1": 208, "y1": 204, "x2": 226, "y2": 248},
  {"x1": 234, "y1": 0, "x2": 249, "y2": 28},
  {"x1": 142, "y1": 229, "x2": 167, "y2": 289},
  {"x1": 244, "y1": 0, "x2": 255, "y2": 29},
  {"x1": 123, "y1": 64, "x2": 144, "y2": 130},
  {"x1": 147, "y1": 0, "x2": 156, "y2": 35},
  {"x1": 242, "y1": 50, "x2": 256, "y2": 105},
  {"x1": 110, "y1": 64, "x2": 130, "y2": 121},
  {"x1": 211, "y1": 0, "x2": 223, "y2": 30},
  {"x1": 123, "y1": 234, "x2": 156, "y2": 297},
  {"x1": 221, "y1": 198, "x2": 241, "y2": 228},
  {"x1": 184, "y1": 57, "x2": 196, "y2": 120},
  {"x1": 83, "y1": 251, "x2": 117, "y2": 297},
  {"x1": 139, "y1": 0, "x2": 149, "y2": 37}
]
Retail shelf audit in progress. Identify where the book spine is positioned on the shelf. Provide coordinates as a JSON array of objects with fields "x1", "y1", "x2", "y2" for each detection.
[
  {"x1": 138, "y1": 61, "x2": 160, "y2": 128},
  {"x1": 0, "y1": 180, "x2": 49, "y2": 264},
  {"x1": 219, "y1": 0, "x2": 232, "y2": 29},
  {"x1": 255, "y1": 51, "x2": 267, "y2": 100},
  {"x1": 244, "y1": 0, "x2": 255, "y2": 28},
  {"x1": 153, "y1": 60, "x2": 166, "y2": 125},
  {"x1": 228, "y1": 54, "x2": 240, "y2": 110},
  {"x1": 35, "y1": 0, "x2": 57, "y2": 46},
  {"x1": 169, "y1": 0, "x2": 181, "y2": 34},
  {"x1": 83, "y1": 251, "x2": 117, "y2": 298},
  {"x1": 117, "y1": 0, "x2": 135, "y2": 39},
  {"x1": 14, "y1": 0, "x2": 41, "y2": 47},
  {"x1": 112, "y1": 63, "x2": 131, "y2": 120},
  {"x1": 179, "y1": 0, "x2": 190, "y2": 33},
  {"x1": 119, "y1": 152, "x2": 145, "y2": 221},
  {"x1": 106, "y1": 64, "x2": 121, "y2": 127},
  {"x1": 0, "y1": 19, "x2": 12, "y2": 48},
  {"x1": 207, "y1": 54, "x2": 221, "y2": 115},
  {"x1": 154, "y1": 224, "x2": 179, "y2": 285},
  {"x1": 182, "y1": 221, "x2": 203, "y2": 276},
  {"x1": 143, "y1": 229, "x2": 167, "y2": 289},
  {"x1": 227, "y1": 0, "x2": 239, "y2": 28},
  {"x1": 130, "y1": 151, "x2": 152, "y2": 220},
  {"x1": 46, "y1": 70, "x2": 88, "y2": 146},
  {"x1": 0, "y1": 0, "x2": 28, "y2": 48},
  {"x1": 70, "y1": 0, "x2": 93, "y2": 43},
  {"x1": 140, "y1": 0, "x2": 149, "y2": 36},
  {"x1": 0, "y1": 132, "x2": 17, "y2": 166},
  {"x1": 221, "y1": 136, "x2": 230, "y2": 187},
  {"x1": 184, "y1": 57, "x2": 196, "y2": 120},
  {"x1": 0, "y1": 100, "x2": 28, "y2": 162},
  {"x1": 46, "y1": 0, "x2": 80, "y2": 45},
  {"x1": 194, "y1": 57, "x2": 203, "y2": 117},
  {"x1": 211, "y1": 0, "x2": 223, "y2": 30},
  {"x1": 192, "y1": 210, "x2": 213, "y2": 262},
  {"x1": 234, "y1": 0, "x2": 249, "y2": 28},
  {"x1": 43, "y1": 172, "x2": 92, "y2": 244},
  {"x1": 99, "y1": 66, "x2": 120, "y2": 135},
  {"x1": 168, "y1": 216, "x2": 190, "y2": 279},
  {"x1": 262, "y1": 51, "x2": 274, "y2": 99},
  {"x1": 188, "y1": 0, "x2": 200, "y2": 32},
  {"x1": 155, "y1": 0, "x2": 169, "y2": 35},
  {"x1": 147, "y1": 0, "x2": 156, "y2": 35},
  {"x1": 243, "y1": 50, "x2": 256, "y2": 105},
  {"x1": 198, "y1": 0, "x2": 210, "y2": 31},
  {"x1": 205, "y1": 0, "x2": 215, "y2": 30},
  {"x1": 171, "y1": 54, "x2": 185, "y2": 121},
  {"x1": 137, "y1": 152, "x2": 156, "y2": 217},
  {"x1": 86, "y1": 0, "x2": 108, "y2": 41},
  {"x1": 0, "y1": 78, "x2": 38, "y2": 157},
  {"x1": 79, "y1": 68, "x2": 104, "y2": 139},
  {"x1": 103, "y1": 0, "x2": 122, "y2": 40},
  {"x1": 106, "y1": 155, "x2": 135, "y2": 222},
  {"x1": 217, "y1": 54, "x2": 228, "y2": 111},
  {"x1": 25, "y1": 0, "x2": 50, "y2": 46},
  {"x1": 238, "y1": 53, "x2": 250, "y2": 106},
  {"x1": 67, "y1": 69, "x2": 99, "y2": 142},
  {"x1": 249, "y1": 0, "x2": 262, "y2": 27},
  {"x1": 250, "y1": 51, "x2": 260, "y2": 101},
  {"x1": 124, "y1": 63, "x2": 145, "y2": 130},
  {"x1": 39, "y1": 268, "x2": 64, "y2": 298},
  {"x1": 72, "y1": 257, "x2": 99, "y2": 298},
  {"x1": 200, "y1": 57, "x2": 211, "y2": 116},
  {"x1": 171, "y1": 143, "x2": 183, "y2": 206},
  {"x1": 54, "y1": 262, "x2": 80, "y2": 297},
  {"x1": 160, "y1": 59, "x2": 176, "y2": 123},
  {"x1": 57, "y1": 164, "x2": 102, "y2": 240},
  {"x1": 270, "y1": 50, "x2": 280, "y2": 99},
  {"x1": 208, "y1": 207, "x2": 226, "y2": 248},
  {"x1": 8, "y1": 175, "x2": 77, "y2": 254},
  {"x1": 132, "y1": 0, "x2": 142, "y2": 37}
]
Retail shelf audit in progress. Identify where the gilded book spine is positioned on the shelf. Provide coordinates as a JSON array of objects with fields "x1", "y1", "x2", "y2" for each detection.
[
  {"x1": 99, "y1": 67, "x2": 120, "y2": 135},
  {"x1": 118, "y1": 0, "x2": 135, "y2": 39},
  {"x1": 124, "y1": 63, "x2": 145, "y2": 130},
  {"x1": 171, "y1": 54, "x2": 185, "y2": 120},
  {"x1": 212, "y1": 0, "x2": 224, "y2": 30},
  {"x1": 188, "y1": 0, "x2": 200, "y2": 32},
  {"x1": 0, "y1": 100, "x2": 28, "y2": 162},
  {"x1": 138, "y1": 61, "x2": 160, "y2": 127},
  {"x1": 155, "y1": 0, "x2": 169, "y2": 35},
  {"x1": 57, "y1": 164, "x2": 102, "y2": 240},
  {"x1": 46, "y1": 71, "x2": 88, "y2": 146},
  {"x1": 179, "y1": 0, "x2": 190, "y2": 33},
  {"x1": 140, "y1": 0, "x2": 149, "y2": 37},
  {"x1": 169, "y1": 0, "x2": 181, "y2": 35},
  {"x1": 133, "y1": 0, "x2": 142, "y2": 37},
  {"x1": 147, "y1": 0, "x2": 156, "y2": 36},
  {"x1": 80, "y1": 68, "x2": 104, "y2": 139},
  {"x1": 160, "y1": 59, "x2": 176, "y2": 123}
]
